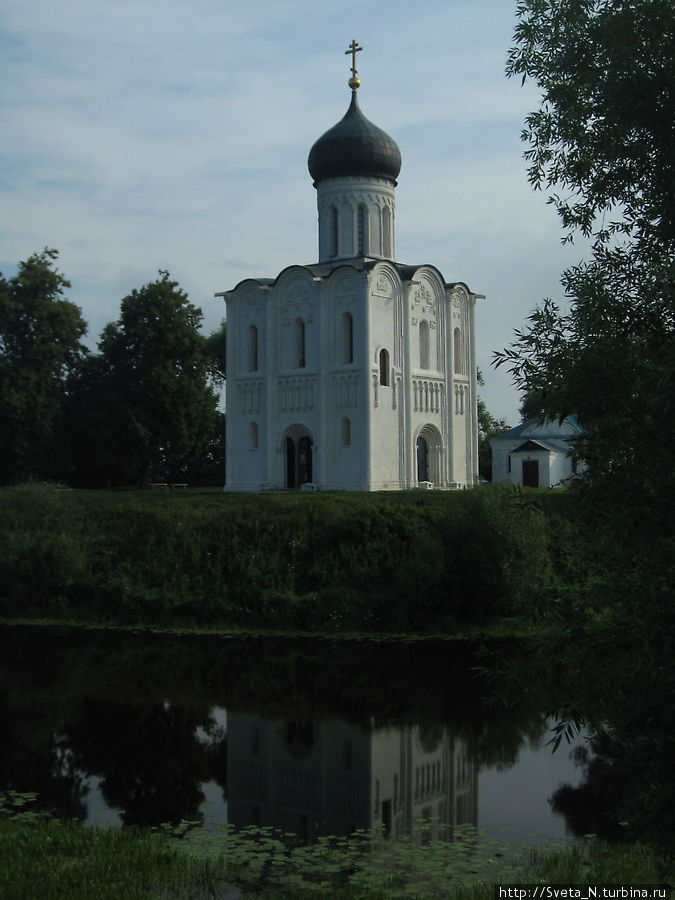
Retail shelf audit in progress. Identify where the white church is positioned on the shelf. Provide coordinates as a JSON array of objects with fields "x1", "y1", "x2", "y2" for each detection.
[{"x1": 218, "y1": 44, "x2": 481, "y2": 492}]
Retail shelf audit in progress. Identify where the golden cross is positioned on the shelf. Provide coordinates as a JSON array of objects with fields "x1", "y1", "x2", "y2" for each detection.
[{"x1": 345, "y1": 40, "x2": 363, "y2": 80}]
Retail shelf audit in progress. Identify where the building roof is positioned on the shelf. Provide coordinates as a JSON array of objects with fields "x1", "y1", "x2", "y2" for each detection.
[
  {"x1": 511, "y1": 438, "x2": 574, "y2": 454},
  {"x1": 490, "y1": 416, "x2": 584, "y2": 444},
  {"x1": 307, "y1": 90, "x2": 402, "y2": 186},
  {"x1": 220, "y1": 260, "x2": 475, "y2": 296}
]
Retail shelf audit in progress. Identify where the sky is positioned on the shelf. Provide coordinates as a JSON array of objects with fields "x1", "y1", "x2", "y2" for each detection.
[{"x1": 1, "y1": 0, "x2": 589, "y2": 425}]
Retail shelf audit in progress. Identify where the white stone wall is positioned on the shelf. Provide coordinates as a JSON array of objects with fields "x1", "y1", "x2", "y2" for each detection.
[
  {"x1": 316, "y1": 175, "x2": 396, "y2": 262},
  {"x1": 222, "y1": 261, "x2": 479, "y2": 492}
]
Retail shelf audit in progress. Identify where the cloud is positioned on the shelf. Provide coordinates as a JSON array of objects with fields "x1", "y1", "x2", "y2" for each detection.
[{"x1": 1, "y1": 0, "x2": 580, "y2": 425}]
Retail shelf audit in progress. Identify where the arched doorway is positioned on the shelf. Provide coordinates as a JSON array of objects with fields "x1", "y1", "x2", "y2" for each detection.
[
  {"x1": 417, "y1": 435, "x2": 429, "y2": 482},
  {"x1": 415, "y1": 424, "x2": 443, "y2": 486},
  {"x1": 284, "y1": 426, "x2": 314, "y2": 488}
]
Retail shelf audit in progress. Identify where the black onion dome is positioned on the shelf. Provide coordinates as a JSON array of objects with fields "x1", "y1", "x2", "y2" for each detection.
[{"x1": 308, "y1": 91, "x2": 401, "y2": 186}]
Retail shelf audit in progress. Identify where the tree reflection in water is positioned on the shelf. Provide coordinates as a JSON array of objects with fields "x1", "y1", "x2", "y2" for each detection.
[{"x1": 0, "y1": 626, "x2": 564, "y2": 838}]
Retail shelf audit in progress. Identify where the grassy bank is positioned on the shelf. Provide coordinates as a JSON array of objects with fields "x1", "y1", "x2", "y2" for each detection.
[
  {"x1": 0, "y1": 483, "x2": 556, "y2": 632},
  {"x1": 0, "y1": 813, "x2": 670, "y2": 899}
]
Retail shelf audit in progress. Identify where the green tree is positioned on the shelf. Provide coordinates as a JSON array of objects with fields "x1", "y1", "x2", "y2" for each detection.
[
  {"x1": 493, "y1": 0, "x2": 675, "y2": 849},
  {"x1": 0, "y1": 249, "x2": 87, "y2": 483},
  {"x1": 67, "y1": 272, "x2": 219, "y2": 488},
  {"x1": 496, "y1": 0, "x2": 675, "y2": 505},
  {"x1": 476, "y1": 370, "x2": 510, "y2": 480},
  {"x1": 203, "y1": 319, "x2": 226, "y2": 388},
  {"x1": 518, "y1": 388, "x2": 546, "y2": 423}
]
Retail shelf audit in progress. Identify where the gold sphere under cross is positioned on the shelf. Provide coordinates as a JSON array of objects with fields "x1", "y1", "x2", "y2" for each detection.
[{"x1": 345, "y1": 39, "x2": 362, "y2": 90}]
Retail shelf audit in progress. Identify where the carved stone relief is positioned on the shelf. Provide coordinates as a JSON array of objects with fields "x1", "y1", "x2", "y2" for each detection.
[{"x1": 372, "y1": 273, "x2": 393, "y2": 298}]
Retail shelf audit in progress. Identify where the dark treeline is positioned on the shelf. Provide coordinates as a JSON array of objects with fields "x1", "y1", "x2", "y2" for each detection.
[
  {"x1": 0, "y1": 251, "x2": 226, "y2": 488},
  {"x1": 0, "y1": 483, "x2": 552, "y2": 633},
  {"x1": 490, "y1": 0, "x2": 675, "y2": 856}
]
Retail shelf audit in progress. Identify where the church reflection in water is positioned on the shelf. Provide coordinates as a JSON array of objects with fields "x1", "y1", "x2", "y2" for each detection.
[{"x1": 227, "y1": 715, "x2": 477, "y2": 843}]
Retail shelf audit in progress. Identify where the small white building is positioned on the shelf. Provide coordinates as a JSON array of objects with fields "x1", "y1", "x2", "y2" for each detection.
[
  {"x1": 217, "y1": 51, "x2": 481, "y2": 491},
  {"x1": 490, "y1": 416, "x2": 585, "y2": 488}
]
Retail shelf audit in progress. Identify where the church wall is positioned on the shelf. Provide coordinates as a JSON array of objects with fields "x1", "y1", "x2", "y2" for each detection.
[
  {"x1": 224, "y1": 285, "x2": 270, "y2": 491},
  {"x1": 447, "y1": 285, "x2": 477, "y2": 485},
  {"x1": 318, "y1": 269, "x2": 370, "y2": 490},
  {"x1": 367, "y1": 267, "x2": 405, "y2": 489},
  {"x1": 406, "y1": 272, "x2": 450, "y2": 487}
]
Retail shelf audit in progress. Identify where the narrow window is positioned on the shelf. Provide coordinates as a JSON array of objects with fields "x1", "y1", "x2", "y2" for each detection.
[
  {"x1": 357, "y1": 204, "x2": 367, "y2": 255},
  {"x1": 343, "y1": 312, "x2": 354, "y2": 364},
  {"x1": 341, "y1": 416, "x2": 351, "y2": 446},
  {"x1": 382, "y1": 206, "x2": 392, "y2": 258},
  {"x1": 249, "y1": 421, "x2": 258, "y2": 449},
  {"x1": 379, "y1": 348, "x2": 390, "y2": 386},
  {"x1": 247, "y1": 324, "x2": 258, "y2": 372},
  {"x1": 330, "y1": 205, "x2": 338, "y2": 257},
  {"x1": 296, "y1": 318, "x2": 306, "y2": 368},
  {"x1": 419, "y1": 320, "x2": 430, "y2": 369},
  {"x1": 453, "y1": 327, "x2": 463, "y2": 374}
]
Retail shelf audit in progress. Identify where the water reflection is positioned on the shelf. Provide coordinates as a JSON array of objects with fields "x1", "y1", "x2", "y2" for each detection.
[
  {"x1": 227, "y1": 716, "x2": 477, "y2": 842},
  {"x1": 0, "y1": 625, "x2": 583, "y2": 844}
]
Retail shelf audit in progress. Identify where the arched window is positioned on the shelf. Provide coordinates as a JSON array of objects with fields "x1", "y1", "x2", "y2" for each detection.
[
  {"x1": 379, "y1": 348, "x2": 390, "y2": 386},
  {"x1": 419, "y1": 320, "x2": 430, "y2": 369},
  {"x1": 247, "y1": 324, "x2": 258, "y2": 372},
  {"x1": 417, "y1": 435, "x2": 429, "y2": 482},
  {"x1": 343, "y1": 312, "x2": 354, "y2": 364},
  {"x1": 341, "y1": 416, "x2": 351, "y2": 446},
  {"x1": 357, "y1": 204, "x2": 367, "y2": 255},
  {"x1": 453, "y1": 327, "x2": 463, "y2": 374},
  {"x1": 329, "y1": 205, "x2": 338, "y2": 257},
  {"x1": 296, "y1": 318, "x2": 306, "y2": 368},
  {"x1": 249, "y1": 421, "x2": 258, "y2": 449},
  {"x1": 382, "y1": 206, "x2": 392, "y2": 258}
]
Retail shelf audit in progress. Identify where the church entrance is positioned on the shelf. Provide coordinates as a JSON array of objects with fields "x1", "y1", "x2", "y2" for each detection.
[
  {"x1": 416, "y1": 436, "x2": 429, "y2": 482},
  {"x1": 415, "y1": 425, "x2": 442, "y2": 485},
  {"x1": 284, "y1": 428, "x2": 313, "y2": 488}
]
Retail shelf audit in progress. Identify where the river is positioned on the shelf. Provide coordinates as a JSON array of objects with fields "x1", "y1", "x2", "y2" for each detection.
[{"x1": 0, "y1": 624, "x2": 591, "y2": 851}]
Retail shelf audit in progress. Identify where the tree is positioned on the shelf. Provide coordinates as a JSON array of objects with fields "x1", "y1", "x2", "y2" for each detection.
[
  {"x1": 67, "y1": 272, "x2": 219, "y2": 488},
  {"x1": 507, "y1": 0, "x2": 674, "y2": 255},
  {"x1": 203, "y1": 320, "x2": 226, "y2": 388},
  {"x1": 518, "y1": 388, "x2": 546, "y2": 423},
  {"x1": 476, "y1": 370, "x2": 510, "y2": 481},
  {"x1": 496, "y1": 0, "x2": 675, "y2": 506},
  {"x1": 0, "y1": 249, "x2": 87, "y2": 483},
  {"x1": 494, "y1": 0, "x2": 675, "y2": 849}
]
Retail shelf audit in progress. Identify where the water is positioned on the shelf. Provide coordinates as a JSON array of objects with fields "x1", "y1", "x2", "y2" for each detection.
[{"x1": 0, "y1": 625, "x2": 586, "y2": 847}]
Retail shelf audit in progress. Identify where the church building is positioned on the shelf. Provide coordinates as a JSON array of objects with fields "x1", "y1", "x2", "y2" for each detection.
[{"x1": 218, "y1": 43, "x2": 481, "y2": 491}]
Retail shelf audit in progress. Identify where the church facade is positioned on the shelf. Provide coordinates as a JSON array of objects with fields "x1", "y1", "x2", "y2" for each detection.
[{"x1": 218, "y1": 49, "x2": 481, "y2": 491}]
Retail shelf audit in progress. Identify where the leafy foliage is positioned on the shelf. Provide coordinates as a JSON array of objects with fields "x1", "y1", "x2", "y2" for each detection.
[
  {"x1": 494, "y1": 3, "x2": 675, "y2": 854},
  {"x1": 203, "y1": 318, "x2": 226, "y2": 387},
  {"x1": 0, "y1": 249, "x2": 87, "y2": 483},
  {"x1": 497, "y1": 0, "x2": 675, "y2": 505},
  {"x1": 507, "y1": 0, "x2": 675, "y2": 253},
  {"x1": 65, "y1": 271, "x2": 220, "y2": 487},
  {"x1": 476, "y1": 370, "x2": 510, "y2": 479},
  {"x1": 0, "y1": 485, "x2": 552, "y2": 631}
]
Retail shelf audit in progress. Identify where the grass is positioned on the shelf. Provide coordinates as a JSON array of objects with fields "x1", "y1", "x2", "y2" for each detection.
[
  {"x1": 0, "y1": 482, "x2": 556, "y2": 634},
  {"x1": 0, "y1": 813, "x2": 671, "y2": 899},
  {"x1": 0, "y1": 816, "x2": 227, "y2": 900}
]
